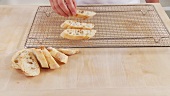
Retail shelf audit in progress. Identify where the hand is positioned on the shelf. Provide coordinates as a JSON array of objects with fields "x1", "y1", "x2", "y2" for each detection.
[
  {"x1": 49, "y1": 0, "x2": 76, "y2": 17},
  {"x1": 145, "y1": 0, "x2": 159, "y2": 3}
]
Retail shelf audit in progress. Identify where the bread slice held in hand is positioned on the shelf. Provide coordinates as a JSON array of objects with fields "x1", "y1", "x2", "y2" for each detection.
[
  {"x1": 32, "y1": 48, "x2": 49, "y2": 68},
  {"x1": 58, "y1": 48, "x2": 80, "y2": 56},
  {"x1": 61, "y1": 20, "x2": 94, "y2": 30},
  {"x1": 60, "y1": 29, "x2": 96, "y2": 40},
  {"x1": 41, "y1": 47, "x2": 60, "y2": 69},
  {"x1": 75, "y1": 10, "x2": 96, "y2": 19},
  {"x1": 47, "y1": 47, "x2": 68, "y2": 64}
]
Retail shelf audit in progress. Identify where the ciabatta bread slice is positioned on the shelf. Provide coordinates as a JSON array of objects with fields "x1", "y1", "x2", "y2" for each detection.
[
  {"x1": 32, "y1": 48, "x2": 49, "y2": 68},
  {"x1": 60, "y1": 20, "x2": 94, "y2": 30},
  {"x1": 60, "y1": 29, "x2": 96, "y2": 40},
  {"x1": 75, "y1": 10, "x2": 96, "y2": 19},
  {"x1": 41, "y1": 47, "x2": 60, "y2": 69},
  {"x1": 58, "y1": 48, "x2": 80, "y2": 56},
  {"x1": 19, "y1": 49, "x2": 40, "y2": 76},
  {"x1": 47, "y1": 47, "x2": 68, "y2": 64},
  {"x1": 11, "y1": 49, "x2": 26, "y2": 69}
]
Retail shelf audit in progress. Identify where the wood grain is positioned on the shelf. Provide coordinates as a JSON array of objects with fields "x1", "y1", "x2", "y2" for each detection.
[{"x1": 0, "y1": 4, "x2": 170, "y2": 96}]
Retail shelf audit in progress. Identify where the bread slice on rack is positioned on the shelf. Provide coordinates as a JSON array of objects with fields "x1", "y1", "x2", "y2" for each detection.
[
  {"x1": 41, "y1": 47, "x2": 60, "y2": 69},
  {"x1": 61, "y1": 20, "x2": 94, "y2": 30},
  {"x1": 75, "y1": 9, "x2": 96, "y2": 19},
  {"x1": 12, "y1": 49, "x2": 40, "y2": 76},
  {"x1": 60, "y1": 29, "x2": 96, "y2": 40},
  {"x1": 47, "y1": 47, "x2": 68, "y2": 64},
  {"x1": 32, "y1": 48, "x2": 49, "y2": 68},
  {"x1": 58, "y1": 48, "x2": 80, "y2": 56}
]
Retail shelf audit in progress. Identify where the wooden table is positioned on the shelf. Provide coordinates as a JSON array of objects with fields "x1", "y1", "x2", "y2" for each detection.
[{"x1": 1, "y1": 4, "x2": 170, "y2": 96}]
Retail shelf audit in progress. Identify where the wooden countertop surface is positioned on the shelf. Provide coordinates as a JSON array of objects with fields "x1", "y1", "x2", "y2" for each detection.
[{"x1": 1, "y1": 4, "x2": 170, "y2": 96}]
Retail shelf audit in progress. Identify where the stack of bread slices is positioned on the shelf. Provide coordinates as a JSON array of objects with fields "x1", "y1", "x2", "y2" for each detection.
[
  {"x1": 60, "y1": 10, "x2": 97, "y2": 40},
  {"x1": 11, "y1": 47, "x2": 80, "y2": 76}
]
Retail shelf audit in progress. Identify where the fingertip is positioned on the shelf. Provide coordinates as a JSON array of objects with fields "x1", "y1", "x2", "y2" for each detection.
[
  {"x1": 72, "y1": 11, "x2": 76, "y2": 16},
  {"x1": 67, "y1": 12, "x2": 71, "y2": 16},
  {"x1": 70, "y1": 8, "x2": 76, "y2": 16},
  {"x1": 62, "y1": 14, "x2": 69, "y2": 17},
  {"x1": 63, "y1": 15, "x2": 68, "y2": 17}
]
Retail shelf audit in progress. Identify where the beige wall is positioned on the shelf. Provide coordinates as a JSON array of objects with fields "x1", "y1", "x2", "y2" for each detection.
[
  {"x1": 0, "y1": 0, "x2": 50, "y2": 5},
  {"x1": 160, "y1": 0, "x2": 170, "y2": 7},
  {"x1": 0, "y1": 0, "x2": 169, "y2": 17},
  {"x1": 0, "y1": 0, "x2": 169, "y2": 6}
]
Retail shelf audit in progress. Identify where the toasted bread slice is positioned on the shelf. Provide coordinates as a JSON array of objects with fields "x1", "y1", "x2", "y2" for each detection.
[
  {"x1": 58, "y1": 48, "x2": 80, "y2": 56},
  {"x1": 11, "y1": 49, "x2": 26, "y2": 69},
  {"x1": 75, "y1": 10, "x2": 96, "y2": 19},
  {"x1": 32, "y1": 48, "x2": 49, "y2": 68},
  {"x1": 47, "y1": 47, "x2": 68, "y2": 64},
  {"x1": 61, "y1": 20, "x2": 94, "y2": 30},
  {"x1": 18, "y1": 49, "x2": 40, "y2": 76},
  {"x1": 60, "y1": 29, "x2": 96, "y2": 40},
  {"x1": 41, "y1": 47, "x2": 60, "y2": 69}
]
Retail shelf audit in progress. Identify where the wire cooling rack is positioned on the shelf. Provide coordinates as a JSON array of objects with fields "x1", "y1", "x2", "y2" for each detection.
[{"x1": 25, "y1": 5, "x2": 170, "y2": 48}]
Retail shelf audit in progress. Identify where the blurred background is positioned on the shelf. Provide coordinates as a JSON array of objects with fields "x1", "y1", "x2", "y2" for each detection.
[{"x1": 0, "y1": 0, "x2": 169, "y2": 17}]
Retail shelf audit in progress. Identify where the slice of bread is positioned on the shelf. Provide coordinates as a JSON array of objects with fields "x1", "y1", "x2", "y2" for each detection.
[
  {"x1": 47, "y1": 47, "x2": 68, "y2": 64},
  {"x1": 60, "y1": 20, "x2": 94, "y2": 30},
  {"x1": 60, "y1": 29, "x2": 96, "y2": 40},
  {"x1": 19, "y1": 49, "x2": 40, "y2": 76},
  {"x1": 75, "y1": 10, "x2": 96, "y2": 19},
  {"x1": 58, "y1": 48, "x2": 80, "y2": 56},
  {"x1": 41, "y1": 47, "x2": 60, "y2": 69},
  {"x1": 32, "y1": 48, "x2": 49, "y2": 68},
  {"x1": 11, "y1": 49, "x2": 26, "y2": 69}
]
